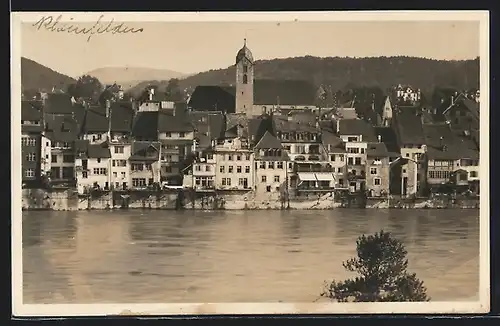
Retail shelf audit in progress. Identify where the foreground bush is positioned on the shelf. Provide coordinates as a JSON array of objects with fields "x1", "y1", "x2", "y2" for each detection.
[{"x1": 321, "y1": 230, "x2": 430, "y2": 302}]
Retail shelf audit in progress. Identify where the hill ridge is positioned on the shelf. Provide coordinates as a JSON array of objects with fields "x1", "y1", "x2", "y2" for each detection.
[{"x1": 127, "y1": 55, "x2": 479, "y2": 97}]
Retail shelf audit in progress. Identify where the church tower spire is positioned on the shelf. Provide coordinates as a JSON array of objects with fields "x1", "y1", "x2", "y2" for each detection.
[{"x1": 235, "y1": 39, "x2": 254, "y2": 115}]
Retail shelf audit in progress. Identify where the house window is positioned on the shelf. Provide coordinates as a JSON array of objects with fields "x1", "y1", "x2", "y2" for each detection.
[
  {"x1": 243, "y1": 74, "x2": 248, "y2": 84},
  {"x1": 24, "y1": 168, "x2": 35, "y2": 178},
  {"x1": 243, "y1": 65, "x2": 248, "y2": 73},
  {"x1": 26, "y1": 153, "x2": 36, "y2": 162},
  {"x1": 277, "y1": 162, "x2": 283, "y2": 169},
  {"x1": 207, "y1": 154, "x2": 213, "y2": 160},
  {"x1": 266, "y1": 185, "x2": 271, "y2": 192},
  {"x1": 114, "y1": 146, "x2": 124, "y2": 154},
  {"x1": 121, "y1": 172, "x2": 126, "y2": 178},
  {"x1": 245, "y1": 154, "x2": 250, "y2": 160},
  {"x1": 337, "y1": 167, "x2": 342, "y2": 173},
  {"x1": 132, "y1": 178, "x2": 147, "y2": 187},
  {"x1": 347, "y1": 137, "x2": 358, "y2": 142},
  {"x1": 355, "y1": 157, "x2": 362, "y2": 165},
  {"x1": 220, "y1": 166, "x2": 225, "y2": 173},
  {"x1": 288, "y1": 162, "x2": 293, "y2": 169},
  {"x1": 374, "y1": 178, "x2": 381, "y2": 186},
  {"x1": 96, "y1": 158, "x2": 101, "y2": 163},
  {"x1": 259, "y1": 162, "x2": 266, "y2": 169},
  {"x1": 296, "y1": 145, "x2": 305, "y2": 154},
  {"x1": 360, "y1": 148, "x2": 365, "y2": 154},
  {"x1": 330, "y1": 154, "x2": 336, "y2": 161},
  {"x1": 268, "y1": 162, "x2": 275, "y2": 169},
  {"x1": 262, "y1": 176, "x2": 267, "y2": 182},
  {"x1": 236, "y1": 155, "x2": 241, "y2": 161},
  {"x1": 228, "y1": 166, "x2": 233, "y2": 173},
  {"x1": 165, "y1": 132, "x2": 172, "y2": 137},
  {"x1": 92, "y1": 168, "x2": 107, "y2": 175},
  {"x1": 131, "y1": 163, "x2": 143, "y2": 171},
  {"x1": 22, "y1": 137, "x2": 37, "y2": 146},
  {"x1": 348, "y1": 157, "x2": 354, "y2": 165},
  {"x1": 205, "y1": 165, "x2": 211, "y2": 172},
  {"x1": 113, "y1": 172, "x2": 117, "y2": 178},
  {"x1": 470, "y1": 171, "x2": 478, "y2": 178},
  {"x1": 274, "y1": 175, "x2": 280, "y2": 182},
  {"x1": 82, "y1": 171, "x2": 88, "y2": 179},
  {"x1": 228, "y1": 154, "x2": 233, "y2": 160},
  {"x1": 370, "y1": 168, "x2": 378, "y2": 175},
  {"x1": 51, "y1": 155, "x2": 58, "y2": 163},
  {"x1": 62, "y1": 167, "x2": 74, "y2": 179},
  {"x1": 179, "y1": 132, "x2": 185, "y2": 138},
  {"x1": 195, "y1": 165, "x2": 201, "y2": 171},
  {"x1": 236, "y1": 166, "x2": 242, "y2": 173},
  {"x1": 245, "y1": 166, "x2": 250, "y2": 173},
  {"x1": 238, "y1": 178, "x2": 247, "y2": 186},
  {"x1": 145, "y1": 164, "x2": 152, "y2": 170},
  {"x1": 222, "y1": 178, "x2": 231, "y2": 186}
]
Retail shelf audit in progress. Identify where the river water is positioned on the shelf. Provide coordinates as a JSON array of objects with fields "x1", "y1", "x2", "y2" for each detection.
[{"x1": 22, "y1": 209, "x2": 479, "y2": 303}]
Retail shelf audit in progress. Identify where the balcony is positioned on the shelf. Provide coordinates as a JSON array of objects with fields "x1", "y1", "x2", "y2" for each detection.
[
  {"x1": 294, "y1": 163, "x2": 334, "y2": 173},
  {"x1": 109, "y1": 135, "x2": 131, "y2": 144}
]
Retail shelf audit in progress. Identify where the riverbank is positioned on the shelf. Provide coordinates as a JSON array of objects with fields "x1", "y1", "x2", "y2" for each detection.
[{"x1": 21, "y1": 189, "x2": 480, "y2": 211}]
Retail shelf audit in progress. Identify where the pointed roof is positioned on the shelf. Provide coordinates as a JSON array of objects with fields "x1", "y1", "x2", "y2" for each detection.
[
  {"x1": 236, "y1": 38, "x2": 254, "y2": 64},
  {"x1": 254, "y1": 131, "x2": 283, "y2": 149}
]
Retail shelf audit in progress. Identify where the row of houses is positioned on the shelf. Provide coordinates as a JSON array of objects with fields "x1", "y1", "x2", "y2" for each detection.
[{"x1": 21, "y1": 92, "x2": 480, "y2": 198}]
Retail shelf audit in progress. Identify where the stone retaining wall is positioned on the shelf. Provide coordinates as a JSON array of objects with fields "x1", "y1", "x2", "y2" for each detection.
[{"x1": 21, "y1": 189, "x2": 480, "y2": 211}]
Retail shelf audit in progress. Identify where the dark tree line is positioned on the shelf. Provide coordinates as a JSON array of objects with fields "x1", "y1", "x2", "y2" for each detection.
[{"x1": 170, "y1": 56, "x2": 479, "y2": 96}]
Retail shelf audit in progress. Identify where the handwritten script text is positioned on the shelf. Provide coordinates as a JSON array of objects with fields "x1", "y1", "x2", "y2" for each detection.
[{"x1": 32, "y1": 15, "x2": 144, "y2": 42}]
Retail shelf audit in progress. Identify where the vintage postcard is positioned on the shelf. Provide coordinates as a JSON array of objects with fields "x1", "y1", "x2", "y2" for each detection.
[{"x1": 11, "y1": 11, "x2": 490, "y2": 316}]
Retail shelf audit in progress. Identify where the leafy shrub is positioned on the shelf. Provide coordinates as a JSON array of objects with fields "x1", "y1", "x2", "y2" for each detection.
[{"x1": 321, "y1": 230, "x2": 430, "y2": 302}]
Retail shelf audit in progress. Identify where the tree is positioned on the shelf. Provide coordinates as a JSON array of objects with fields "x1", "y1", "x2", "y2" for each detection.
[
  {"x1": 321, "y1": 230, "x2": 430, "y2": 302},
  {"x1": 165, "y1": 78, "x2": 185, "y2": 102},
  {"x1": 67, "y1": 75, "x2": 103, "y2": 101}
]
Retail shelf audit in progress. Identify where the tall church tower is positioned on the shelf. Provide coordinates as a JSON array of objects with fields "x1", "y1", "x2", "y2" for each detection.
[{"x1": 235, "y1": 39, "x2": 254, "y2": 114}]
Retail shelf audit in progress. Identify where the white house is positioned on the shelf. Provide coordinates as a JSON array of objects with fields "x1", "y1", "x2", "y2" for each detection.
[
  {"x1": 109, "y1": 142, "x2": 132, "y2": 190},
  {"x1": 75, "y1": 141, "x2": 112, "y2": 194}
]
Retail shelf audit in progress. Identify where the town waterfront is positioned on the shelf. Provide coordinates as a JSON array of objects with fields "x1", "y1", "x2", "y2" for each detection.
[{"x1": 23, "y1": 209, "x2": 479, "y2": 303}]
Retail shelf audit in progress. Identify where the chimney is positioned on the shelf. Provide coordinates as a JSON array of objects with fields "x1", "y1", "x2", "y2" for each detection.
[
  {"x1": 377, "y1": 135, "x2": 382, "y2": 143},
  {"x1": 106, "y1": 101, "x2": 111, "y2": 118},
  {"x1": 336, "y1": 119, "x2": 340, "y2": 133},
  {"x1": 149, "y1": 89, "x2": 154, "y2": 101},
  {"x1": 439, "y1": 136, "x2": 444, "y2": 148}
]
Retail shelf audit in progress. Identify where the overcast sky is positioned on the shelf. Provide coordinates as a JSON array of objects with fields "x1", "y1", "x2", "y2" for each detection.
[{"x1": 21, "y1": 19, "x2": 480, "y2": 78}]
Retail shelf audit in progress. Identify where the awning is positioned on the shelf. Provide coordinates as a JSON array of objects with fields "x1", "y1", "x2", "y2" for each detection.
[
  {"x1": 315, "y1": 173, "x2": 335, "y2": 181},
  {"x1": 297, "y1": 172, "x2": 317, "y2": 181}
]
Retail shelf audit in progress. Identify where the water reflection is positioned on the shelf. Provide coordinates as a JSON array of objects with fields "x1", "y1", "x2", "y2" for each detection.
[{"x1": 22, "y1": 209, "x2": 480, "y2": 303}]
